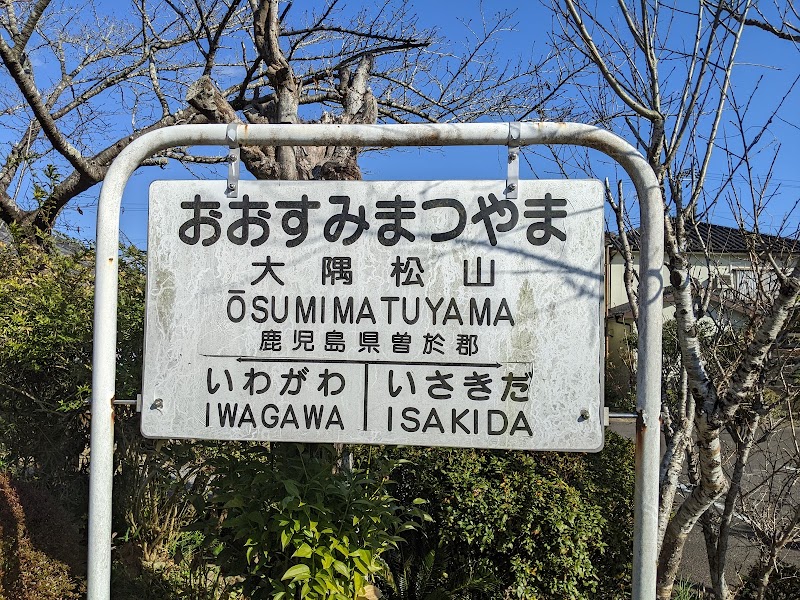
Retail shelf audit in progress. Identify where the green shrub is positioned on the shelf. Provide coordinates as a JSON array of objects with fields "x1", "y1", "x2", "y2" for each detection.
[
  {"x1": 380, "y1": 446, "x2": 612, "y2": 599},
  {"x1": 0, "y1": 240, "x2": 144, "y2": 500},
  {"x1": 0, "y1": 242, "x2": 95, "y2": 486},
  {"x1": 191, "y1": 444, "x2": 428, "y2": 600},
  {"x1": 581, "y1": 432, "x2": 635, "y2": 599}
]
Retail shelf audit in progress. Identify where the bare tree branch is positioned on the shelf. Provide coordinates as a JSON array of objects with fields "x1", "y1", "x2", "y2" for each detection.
[
  {"x1": 563, "y1": 0, "x2": 661, "y2": 121},
  {"x1": 0, "y1": 0, "x2": 550, "y2": 242}
]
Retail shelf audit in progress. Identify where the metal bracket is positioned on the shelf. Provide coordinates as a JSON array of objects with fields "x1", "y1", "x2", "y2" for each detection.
[
  {"x1": 226, "y1": 123, "x2": 240, "y2": 198},
  {"x1": 608, "y1": 411, "x2": 638, "y2": 423},
  {"x1": 506, "y1": 122, "x2": 521, "y2": 199},
  {"x1": 112, "y1": 393, "x2": 142, "y2": 412}
]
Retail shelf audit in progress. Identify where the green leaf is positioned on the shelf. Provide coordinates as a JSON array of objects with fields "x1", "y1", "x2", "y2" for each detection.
[
  {"x1": 284, "y1": 479, "x2": 301, "y2": 497},
  {"x1": 281, "y1": 563, "x2": 311, "y2": 582},
  {"x1": 223, "y1": 496, "x2": 245, "y2": 508},
  {"x1": 350, "y1": 548, "x2": 371, "y2": 563},
  {"x1": 333, "y1": 560, "x2": 349, "y2": 577},
  {"x1": 248, "y1": 511, "x2": 265, "y2": 527},
  {"x1": 292, "y1": 543, "x2": 313, "y2": 558}
]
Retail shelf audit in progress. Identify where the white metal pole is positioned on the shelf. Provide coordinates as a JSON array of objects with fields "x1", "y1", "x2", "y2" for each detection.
[
  {"x1": 89, "y1": 125, "x2": 228, "y2": 600},
  {"x1": 90, "y1": 122, "x2": 662, "y2": 599}
]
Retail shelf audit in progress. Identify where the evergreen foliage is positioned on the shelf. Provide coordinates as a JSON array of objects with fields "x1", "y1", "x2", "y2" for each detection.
[
  {"x1": 379, "y1": 438, "x2": 635, "y2": 599},
  {"x1": 0, "y1": 235, "x2": 638, "y2": 598},
  {"x1": 191, "y1": 444, "x2": 428, "y2": 599}
]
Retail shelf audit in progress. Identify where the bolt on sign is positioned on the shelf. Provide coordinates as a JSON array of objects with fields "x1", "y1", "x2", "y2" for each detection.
[{"x1": 142, "y1": 179, "x2": 605, "y2": 451}]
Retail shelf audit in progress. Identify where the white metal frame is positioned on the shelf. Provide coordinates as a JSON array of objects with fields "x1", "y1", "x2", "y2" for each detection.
[{"x1": 90, "y1": 122, "x2": 663, "y2": 599}]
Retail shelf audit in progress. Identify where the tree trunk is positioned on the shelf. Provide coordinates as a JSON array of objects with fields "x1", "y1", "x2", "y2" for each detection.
[
  {"x1": 657, "y1": 417, "x2": 728, "y2": 599},
  {"x1": 658, "y1": 371, "x2": 694, "y2": 553},
  {"x1": 713, "y1": 412, "x2": 759, "y2": 600}
]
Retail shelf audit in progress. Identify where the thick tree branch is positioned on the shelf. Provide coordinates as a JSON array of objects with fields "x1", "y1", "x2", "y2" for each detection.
[
  {"x1": 254, "y1": 0, "x2": 299, "y2": 178},
  {"x1": 186, "y1": 76, "x2": 279, "y2": 180},
  {"x1": 14, "y1": 0, "x2": 50, "y2": 50},
  {"x1": 0, "y1": 35, "x2": 101, "y2": 181},
  {"x1": 0, "y1": 0, "x2": 546, "y2": 236},
  {"x1": 715, "y1": 268, "x2": 800, "y2": 426},
  {"x1": 34, "y1": 107, "x2": 208, "y2": 231}
]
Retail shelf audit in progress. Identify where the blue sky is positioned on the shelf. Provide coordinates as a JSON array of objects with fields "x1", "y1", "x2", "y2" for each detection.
[{"x1": 48, "y1": 1, "x2": 800, "y2": 248}]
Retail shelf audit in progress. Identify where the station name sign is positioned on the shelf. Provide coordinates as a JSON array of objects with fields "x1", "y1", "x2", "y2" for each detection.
[{"x1": 142, "y1": 180, "x2": 605, "y2": 451}]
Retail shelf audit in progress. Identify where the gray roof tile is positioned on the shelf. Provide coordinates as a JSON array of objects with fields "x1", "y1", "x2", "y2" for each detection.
[{"x1": 611, "y1": 221, "x2": 799, "y2": 255}]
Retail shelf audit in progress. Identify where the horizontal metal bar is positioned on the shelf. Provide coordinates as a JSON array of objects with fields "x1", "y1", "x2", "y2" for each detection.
[
  {"x1": 110, "y1": 122, "x2": 671, "y2": 161},
  {"x1": 237, "y1": 122, "x2": 514, "y2": 147},
  {"x1": 609, "y1": 412, "x2": 639, "y2": 421},
  {"x1": 112, "y1": 398, "x2": 137, "y2": 406}
]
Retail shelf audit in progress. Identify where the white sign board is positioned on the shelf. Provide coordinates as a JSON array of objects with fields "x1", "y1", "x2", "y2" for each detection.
[{"x1": 142, "y1": 180, "x2": 604, "y2": 450}]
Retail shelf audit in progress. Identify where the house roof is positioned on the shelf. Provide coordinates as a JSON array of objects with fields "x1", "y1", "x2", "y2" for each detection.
[{"x1": 609, "y1": 221, "x2": 799, "y2": 255}]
